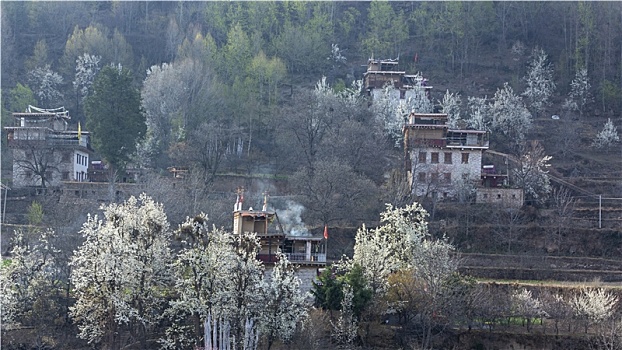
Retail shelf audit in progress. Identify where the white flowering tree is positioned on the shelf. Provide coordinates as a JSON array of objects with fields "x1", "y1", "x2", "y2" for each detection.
[
  {"x1": 440, "y1": 90, "x2": 462, "y2": 128},
  {"x1": 512, "y1": 142, "x2": 552, "y2": 205},
  {"x1": 259, "y1": 253, "x2": 307, "y2": 350},
  {"x1": 330, "y1": 284, "x2": 358, "y2": 346},
  {"x1": 511, "y1": 289, "x2": 547, "y2": 332},
  {"x1": 490, "y1": 83, "x2": 532, "y2": 146},
  {"x1": 373, "y1": 76, "x2": 433, "y2": 147},
  {"x1": 466, "y1": 96, "x2": 491, "y2": 131},
  {"x1": 351, "y1": 203, "x2": 429, "y2": 294},
  {"x1": 564, "y1": 67, "x2": 593, "y2": 117},
  {"x1": 141, "y1": 61, "x2": 192, "y2": 158},
  {"x1": 70, "y1": 194, "x2": 172, "y2": 349},
  {"x1": 408, "y1": 77, "x2": 434, "y2": 115},
  {"x1": 592, "y1": 118, "x2": 620, "y2": 150},
  {"x1": 328, "y1": 43, "x2": 347, "y2": 65},
  {"x1": 73, "y1": 53, "x2": 101, "y2": 107},
  {"x1": 349, "y1": 203, "x2": 458, "y2": 349},
  {"x1": 27, "y1": 64, "x2": 64, "y2": 106},
  {"x1": 1, "y1": 228, "x2": 63, "y2": 338},
  {"x1": 522, "y1": 47, "x2": 556, "y2": 116},
  {"x1": 372, "y1": 83, "x2": 402, "y2": 146},
  {"x1": 570, "y1": 288, "x2": 618, "y2": 334},
  {"x1": 225, "y1": 232, "x2": 265, "y2": 349},
  {"x1": 161, "y1": 214, "x2": 235, "y2": 349}
]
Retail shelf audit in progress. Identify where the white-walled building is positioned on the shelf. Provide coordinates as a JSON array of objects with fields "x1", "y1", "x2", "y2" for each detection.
[
  {"x1": 5, "y1": 106, "x2": 92, "y2": 187},
  {"x1": 403, "y1": 113, "x2": 489, "y2": 199}
]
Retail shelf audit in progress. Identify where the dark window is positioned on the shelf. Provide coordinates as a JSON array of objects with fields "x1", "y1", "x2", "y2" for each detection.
[
  {"x1": 483, "y1": 193, "x2": 488, "y2": 198},
  {"x1": 444, "y1": 152, "x2": 452, "y2": 164},
  {"x1": 431, "y1": 173, "x2": 439, "y2": 183},
  {"x1": 62, "y1": 172, "x2": 69, "y2": 180},
  {"x1": 418, "y1": 172, "x2": 426, "y2": 182},
  {"x1": 497, "y1": 194, "x2": 502, "y2": 199},
  {"x1": 461, "y1": 153, "x2": 469, "y2": 164},
  {"x1": 444, "y1": 173, "x2": 451, "y2": 183},
  {"x1": 418, "y1": 152, "x2": 426, "y2": 163},
  {"x1": 431, "y1": 152, "x2": 439, "y2": 164}
]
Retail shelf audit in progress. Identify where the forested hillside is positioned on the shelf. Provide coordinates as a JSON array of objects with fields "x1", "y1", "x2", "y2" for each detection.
[
  {"x1": 2, "y1": 2, "x2": 622, "y2": 349},
  {"x1": 3, "y1": 1, "x2": 621, "y2": 229}
]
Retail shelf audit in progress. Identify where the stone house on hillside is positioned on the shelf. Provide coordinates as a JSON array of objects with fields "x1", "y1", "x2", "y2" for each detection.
[
  {"x1": 363, "y1": 57, "x2": 432, "y2": 100},
  {"x1": 5, "y1": 106, "x2": 92, "y2": 188},
  {"x1": 363, "y1": 57, "x2": 523, "y2": 207},
  {"x1": 403, "y1": 112, "x2": 489, "y2": 199}
]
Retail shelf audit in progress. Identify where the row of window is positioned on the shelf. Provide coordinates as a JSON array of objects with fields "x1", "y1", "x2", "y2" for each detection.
[
  {"x1": 417, "y1": 172, "x2": 471, "y2": 183},
  {"x1": 418, "y1": 151, "x2": 470, "y2": 164},
  {"x1": 76, "y1": 153, "x2": 88, "y2": 166}
]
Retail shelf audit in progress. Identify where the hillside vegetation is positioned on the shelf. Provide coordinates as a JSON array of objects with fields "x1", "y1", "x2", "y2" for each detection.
[{"x1": 1, "y1": 2, "x2": 622, "y2": 349}]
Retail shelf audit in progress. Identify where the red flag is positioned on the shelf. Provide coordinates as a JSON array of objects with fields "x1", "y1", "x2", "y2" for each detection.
[{"x1": 323, "y1": 225, "x2": 328, "y2": 240}]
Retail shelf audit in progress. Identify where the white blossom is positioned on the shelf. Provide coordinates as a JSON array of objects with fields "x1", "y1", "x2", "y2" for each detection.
[
  {"x1": 328, "y1": 43, "x2": 347, "y2": 64},
  {"x1": 592, "y1": 118, "x2": 619, "y2": 149},
  {"x1": 0, "y1": 229, "x2": 60, "y2": 328},
  {"x1": 490, "y1": 83, "x2": 532, "y2": 141},
  {"x1": 330, "y1": 284, "x2": 357, "y2": 345},
  {"x1": 513, "y1": 142, "x2": 552, "y2": 204},
  {"x1": 511, "y1": 289, "x2": 547, "y2": 319},
  {"x1": 350, "y1": 203, "x2": 429, "y2": 294},
  {"x1": 27, "y1": 65, "x2": 64, "y2": 106},
  {"x1": 258, "y1": 253, "x2": 307, "y2": 348},
  {"x1": 70, "y1": 194, "x2": 172, "y2": 347},
  {"x1": 571, "y1": 288, "x2": 618, "y2": 322},
  {"x1": 73, "y1": 53, "x2": 101, "y2": 101},
  {"x1": 466, "y1": 96, "x2": 491, "y2": 131},
  {"x1": 440, "y1": 89, "x2": 462, "y2": 128},
  {"x1": 567, "y1": 67, "x2": 593, "y2": 117},
  {"x1": 522, "y1": 47, "x2": 556, "y2": 115}
]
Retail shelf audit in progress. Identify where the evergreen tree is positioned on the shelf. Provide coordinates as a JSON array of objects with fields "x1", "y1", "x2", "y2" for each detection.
[{"x1": 85, "y1": 65, "x2": 146, "y2": 171}]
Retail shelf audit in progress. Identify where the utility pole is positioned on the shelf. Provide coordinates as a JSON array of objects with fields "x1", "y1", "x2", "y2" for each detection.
[{"x1": 599, "y1": 194, "x2": 602, "y2": 229}]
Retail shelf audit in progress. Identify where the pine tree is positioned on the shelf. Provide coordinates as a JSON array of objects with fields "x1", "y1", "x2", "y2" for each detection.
[{"x1": 84, "y1": 65, "x2": 146, "y2": 171}]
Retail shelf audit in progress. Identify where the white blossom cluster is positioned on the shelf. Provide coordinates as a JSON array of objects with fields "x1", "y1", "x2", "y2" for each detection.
[
  {"x1": 372, "y1": 75, "x2": 433, "y2": 147},
  {"x1": 592, "y1": 118, "x2": 620, "y2": 149},
  {"x1": 512, "y1": 143, "x2": 552, "y2": 204},
  {"x1": 522, "y1": 48, "x2": 556, "y2": 115},
  {"x1": 490, "y1": 83, "x2": 532, "y2": 140},
  {"x1": 564, "y1": 68, "x2": 593, "y2": 116},
  {"x1": 70, "y1": 194, "x2": 173, "y2": 345},
  {"x1": 511, "y1": 289, "x2": 548, "y2": 319},
  {"x1": 161, "y1": 214, "x2": 306, "y2": 350},
  {"x1": 1, "y1": 229, "x2": 60, "y2": 327},
  {"x1": 440, "y1": 89, "x2": 462, "y2": 128},
  {"x1": 466, "y1": 96, "x2": 490, "y2": 131},
  {"x1": 27, "y1": 64, "x2": 64, "y2": 106},
  {"x1": 328, "y1": 43, "x2": 347, "y2": 64},
  {"x1": 571, "y1": 288, "x2": 619, "y2": 322},
  {"x1": 73, "y1": 53, "x2": 101, "y2": 101}
]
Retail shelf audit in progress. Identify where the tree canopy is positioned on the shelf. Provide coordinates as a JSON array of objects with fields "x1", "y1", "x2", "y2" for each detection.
[{"x1": 85, "y1": 65, "x2": 145, "y2": 171}]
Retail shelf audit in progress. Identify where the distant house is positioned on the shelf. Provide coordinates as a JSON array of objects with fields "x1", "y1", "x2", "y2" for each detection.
[
  {"x1": 232, "y1": 193, "x2": 326, "y2": 294},
  {"x1": 5, "y1": 106, "x2": 92, "y2": 187},
  {"x1": 403, "y1": 112, "x2": 489, "y2": 199},
  {"x1": 232, "y1": 194, "x2": 326, "y2": 265},
  {"x1": 363, "y1": 57, "x2": 432, "y2": 100}
]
